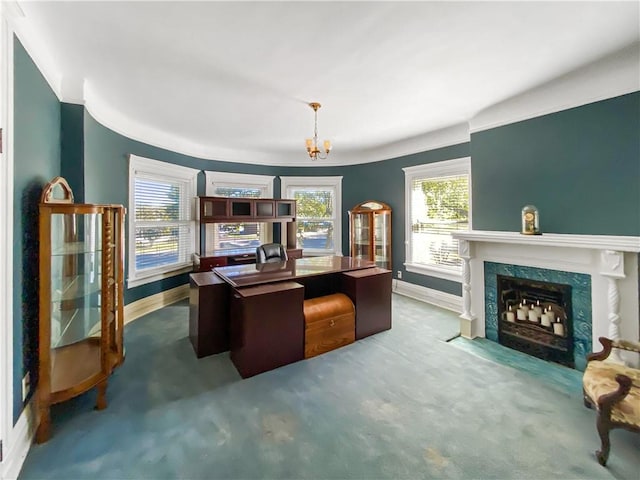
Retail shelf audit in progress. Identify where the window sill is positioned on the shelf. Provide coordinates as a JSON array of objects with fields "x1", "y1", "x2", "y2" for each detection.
[
  {"x1": 127, "y1": 264, "x2": 193, "y2": 289},
  {"x1": 404, "y1": 263, "x2": 462, "y2": 283}
]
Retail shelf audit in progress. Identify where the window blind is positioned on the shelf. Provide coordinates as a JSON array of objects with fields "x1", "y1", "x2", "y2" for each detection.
[{"x1": 134, "y1": 176, "x2": 192, "y2": 271}]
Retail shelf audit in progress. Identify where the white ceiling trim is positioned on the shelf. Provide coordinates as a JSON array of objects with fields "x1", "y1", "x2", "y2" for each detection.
[
  {"x1": 470, "y1": 43, "x2": 640, "y2": 134},
  {"x1": 12, "y1": 4, "x2": 640, "y2": 167},
  {"x1": 7, "y1": 0, "x2": 62, "y2": 102},
  {"x1": 85, "y1": 80, "x2": 471, "y2": 167}
]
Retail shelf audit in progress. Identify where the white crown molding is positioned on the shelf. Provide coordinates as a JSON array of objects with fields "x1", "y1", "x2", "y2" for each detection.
[
  {"x1": 470, "y1": 43, "x2": 640, "y2": 134},
  {"x1": 12, "y1": 6, "x2": 637, "y2": 166},
  {"x1": 7, "y1": 1, "x2": 62, "y2": 101},
  {"x1": 85, "y1": 84, "x2": 471, "y2": 167}
]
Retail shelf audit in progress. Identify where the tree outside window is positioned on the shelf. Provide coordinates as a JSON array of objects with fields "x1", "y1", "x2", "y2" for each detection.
[{"x1": 403, "y1": 158, "x2": 471, "y2": 282}]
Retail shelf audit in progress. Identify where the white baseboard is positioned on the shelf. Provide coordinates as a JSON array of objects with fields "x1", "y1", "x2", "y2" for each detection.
[
  {"x1": 123, "y1": 284, "x2": 190, "y2": 325},
  {"x1": 393, "y1": 279, "x2": 462, "y2": 314},
  {"x1": 1, "y1": 398, "x2": 35, "y2": 480}
]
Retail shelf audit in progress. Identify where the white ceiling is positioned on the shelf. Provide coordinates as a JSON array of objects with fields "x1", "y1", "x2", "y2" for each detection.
[{"x1": 14, "y1": 1, "x2": 640, "y2": 166}]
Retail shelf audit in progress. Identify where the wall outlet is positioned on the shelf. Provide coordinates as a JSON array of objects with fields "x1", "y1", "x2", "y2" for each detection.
[
  {"x1": 397, "y1": 270, "x2": 402, "y2": 279},
  {"x1": 22, "y1": 372, "x2": 30, "y2": 402}
]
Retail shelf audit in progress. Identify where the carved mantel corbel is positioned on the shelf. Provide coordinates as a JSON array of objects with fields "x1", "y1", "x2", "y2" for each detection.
[
  {"x1": 458, "y1": 239, "x2": 476, "y2": 337},
  {"x1": 599, "y1": 250, "x2": 626, "y2": 363}
]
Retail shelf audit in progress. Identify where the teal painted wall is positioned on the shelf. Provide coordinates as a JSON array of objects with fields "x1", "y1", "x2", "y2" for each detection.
[
  {"x1": 13, "y1": 37, "x2": 61, "y2": 422},
  {"x1": 471, "y1": 92, "x2": 640, "y2": 235},
  {"x1": 60, "y1": 103, "x2": 85, "y2": 203}
]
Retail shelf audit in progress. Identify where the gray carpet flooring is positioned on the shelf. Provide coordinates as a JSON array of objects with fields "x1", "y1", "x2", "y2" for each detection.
[{"x1": 19, "y1": 294, "x2": 640, "y2": 479}]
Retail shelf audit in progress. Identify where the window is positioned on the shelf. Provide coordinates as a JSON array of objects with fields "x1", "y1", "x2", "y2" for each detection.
[
  {"x1": 280, "y1": 176, "x2": 342, "y2": 256},
  {"x1": 403, "y1": 157, "x2": 471, "y2": 282},
  {"x1": 128, "y1": 155, "x2": 199, "y2": 287},
  {"x1": 204, "y1": 171, "x2": 274, "y2": 252}
]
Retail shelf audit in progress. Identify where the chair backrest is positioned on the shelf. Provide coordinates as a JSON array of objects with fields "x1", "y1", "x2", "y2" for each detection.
[{"x1": 256, "y1": 243, "x2": 288, "y2": 264}]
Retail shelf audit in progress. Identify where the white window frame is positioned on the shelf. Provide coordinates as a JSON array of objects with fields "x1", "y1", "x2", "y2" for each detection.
[
  {"x1": 205, "y1": 171, "x2": 274, "y2": 198},
  {"x1": 0, "y1": 13, "x2": 14, "y2": 466},
  {"x1": 128, "y1": 155, "x2": 200, "y2": 288},
  {"x1": 204, "y1": 171, "x2": 275, "y2": 251},
  {"x1": 403, "y1": 157, "x2": 471, "y2": 282},
  {"x1": 280, "y1": 176, "x2": 343, "y2": 256}
]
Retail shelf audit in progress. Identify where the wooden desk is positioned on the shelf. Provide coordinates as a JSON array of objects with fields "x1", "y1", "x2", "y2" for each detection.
[
  {"x1": 213, "y1": 255, "x2": 375, "y2": 288},
  {"x1": 341, "y1": 267, "x2": 392, "y2": 339},
  {"x1": 189, "y1": 256, "x2": 391, "y2": 377},
  {"x1": 189, "y1": 272, "x2": 229, "y2": 357},
  {"x1": 230, "y1": 282, "x2": 305, "y2": 378}
]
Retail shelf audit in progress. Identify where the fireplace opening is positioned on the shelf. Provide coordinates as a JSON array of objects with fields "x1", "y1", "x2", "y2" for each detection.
[{"x1": 497, "y1": 275, "x2": 574, "y2": 368}]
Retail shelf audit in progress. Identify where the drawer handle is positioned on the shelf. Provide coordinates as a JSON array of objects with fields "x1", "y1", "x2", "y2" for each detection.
[{"x1": 330, "y1": 319, "x2": 335, "y2": 327}]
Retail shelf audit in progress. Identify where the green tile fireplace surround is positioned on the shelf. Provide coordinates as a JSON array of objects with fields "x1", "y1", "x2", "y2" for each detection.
[{"x1": 451, "y1": 231, "x2": 640, "y2": 369}]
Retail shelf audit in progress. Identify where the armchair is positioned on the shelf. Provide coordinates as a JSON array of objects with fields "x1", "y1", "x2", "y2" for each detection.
[
  {"x1": 256, "y1": 243, "x2": 288, "y2": 264},
  {"x1": 582, "y1": 337, "x2": 640, "y2": 466}
]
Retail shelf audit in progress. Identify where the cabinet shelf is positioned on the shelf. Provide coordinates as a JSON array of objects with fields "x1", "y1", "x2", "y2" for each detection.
[
  {"x1": 52, "y1": 306, "x2": 102, "y2": 349},
  {"x1": 51, "y1": 274, "x2": 102, "y2": 301},
  {"x1": 50, "y1": 338, "x2": 103, "y2": 397},
  {"x1": 51, "y1": 241, "x2": 102, "y2": 256}
]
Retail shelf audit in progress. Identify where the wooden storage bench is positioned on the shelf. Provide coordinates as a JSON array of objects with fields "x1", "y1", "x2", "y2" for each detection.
[{"x1": 304, "y1": 293, "x2": 355, "y2": 359}]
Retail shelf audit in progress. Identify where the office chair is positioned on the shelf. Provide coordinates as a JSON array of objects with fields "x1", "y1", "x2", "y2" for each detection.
[{"x1": 255, "y1": 243, "x2": 288, "y2": 264}]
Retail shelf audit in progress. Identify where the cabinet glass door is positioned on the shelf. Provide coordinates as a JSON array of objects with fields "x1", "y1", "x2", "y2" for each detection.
[
  {"x1": 49, "y1": 212, "x2": 103, "y2": 392},
  {"x1": 351, "y1": 212, "x2": 371, "y2": 260},
  {"x1": 373, "y1": 212, "x2": 391, "y2": 268}
]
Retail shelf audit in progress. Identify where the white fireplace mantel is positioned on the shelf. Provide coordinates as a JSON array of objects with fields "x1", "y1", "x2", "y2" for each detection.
[
  {"x1": 453, "y1": 231, "x2": 640, "y2": 252},
  {"x1": 451, "y1": 230, "x2": 640, "y2": 355}
]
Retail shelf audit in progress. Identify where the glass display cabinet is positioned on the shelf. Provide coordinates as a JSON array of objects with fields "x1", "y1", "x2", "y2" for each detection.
[
  {"x1": 349, "y1": 200, "x2": 392, "y2": 269},
  {"x1": 37, "y1": 177, "x2": 125, "y2": 443}
]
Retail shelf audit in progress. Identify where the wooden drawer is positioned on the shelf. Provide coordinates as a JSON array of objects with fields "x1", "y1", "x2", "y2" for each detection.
[
  {"x1": 286, "y1": 248, "x2": 303, "y2": 259},
  {"x1": 304, "y1": 293, "x2": 355, "y2": 359}
]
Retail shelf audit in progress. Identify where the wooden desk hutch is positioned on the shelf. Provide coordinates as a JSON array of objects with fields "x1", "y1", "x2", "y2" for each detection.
[{"x1": 194, "y1": 196, "x2": 301, "y2": 271}]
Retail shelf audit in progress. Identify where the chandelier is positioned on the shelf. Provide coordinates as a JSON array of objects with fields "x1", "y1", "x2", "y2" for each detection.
[{"x1": 305, "y1": 102, "x2": 331, "y2": 160}]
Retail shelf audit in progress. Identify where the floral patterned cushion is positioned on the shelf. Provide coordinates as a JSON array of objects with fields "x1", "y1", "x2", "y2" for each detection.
[{"x1": 583, "y1": 360, "x2": 640, "y2": 426}]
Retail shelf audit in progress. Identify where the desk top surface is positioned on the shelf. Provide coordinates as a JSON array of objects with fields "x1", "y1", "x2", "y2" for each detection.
[{"x1": 213, "y1": 255, "x2": 375, "y2": 288}]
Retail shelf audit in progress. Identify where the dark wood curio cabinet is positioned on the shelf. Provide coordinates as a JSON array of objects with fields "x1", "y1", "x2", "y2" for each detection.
[
  {"x1": 349, "y1": 200, "x2": 392, "y2": 270},
  {"x1": 37, "y1": 177, "x2": 125, "y2": 443}
]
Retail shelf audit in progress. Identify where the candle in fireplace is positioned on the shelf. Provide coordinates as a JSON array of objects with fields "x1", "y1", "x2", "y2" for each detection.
[
  {"x1": 517, "y1": 305, "x2": 527, "y2": 321},
  {"x1": 553, "y1": 319, "x2": 565, "y2": 336},
  {"x1": 528, "y1": 309, "x2": 540, "y2": 322},
  {"x1": 506, "y1": 305, "x2": 515, "y2": 322},
  {"x1": 521, "y1": 300, "x2": 530, "y2": 314},
  {"x1": 533, "y1": 300, "x2": 543, "y2": 316},
  {"x1": 540, "y1": 312, "x2": 552, "y2": 327}
]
